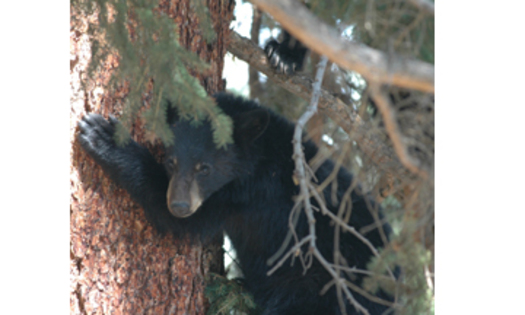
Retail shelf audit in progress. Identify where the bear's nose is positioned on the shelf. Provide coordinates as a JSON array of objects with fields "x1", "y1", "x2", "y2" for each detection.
[{"x1": 169, "y1": 201, "x2": 191, "y2": 217}]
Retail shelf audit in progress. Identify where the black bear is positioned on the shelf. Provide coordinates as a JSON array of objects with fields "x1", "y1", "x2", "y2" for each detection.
[{"x1": 78, "y1": 92, "x2": 393, "y2": 315}]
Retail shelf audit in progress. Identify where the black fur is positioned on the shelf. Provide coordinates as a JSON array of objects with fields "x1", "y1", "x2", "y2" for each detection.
[
  {"x1": 78, "y1": 93, "x2": 393, "y2": 315},
  {"x1": 264, "y1": 30, "x2": 309, "y2": 75}
]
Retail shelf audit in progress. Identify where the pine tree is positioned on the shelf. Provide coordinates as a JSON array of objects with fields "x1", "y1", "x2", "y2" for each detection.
[{"x1": 70, "y1": 1, "x2": 233, "y2": 313}]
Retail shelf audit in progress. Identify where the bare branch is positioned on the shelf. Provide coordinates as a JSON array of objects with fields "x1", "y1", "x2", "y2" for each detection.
[
  {"x1": 248, "y1": 0, "x2": 434, "y2": 93},
  {"x1": 267, "y1": 57, "x2": 330, "y2": 278},
  {"x1": 292, "y1": 55, "x2": 329, "y2": 251},
  {"x1": 267, "y1": 235, "x2": 313, "y2": 276},
  {"x1": 227, "y1": 31, "x2": 420, "y2": 180},
  {"x1": 266, "y1": 201, "x2": 302, "y2": 266},
  {"x1": 308, "y1": 185, "x2": 396, "y2": 281},
  {"x1": 312, "y1": 247, "x2": 370, "y2": 315},
  {"x1": 342, "y1": 279, "x2": 399, "y2": 308},
  {"x1": 249, "y1": 7, "x2": 263, "y2": 98},
  {"x1": 330, "y1": 264, "x2": 396, "y2": 281},
  {"x1": 261, "y1": 49, "x2": 400, "y2": 315},
  {"x1": 267, "y1": 55, "x2": 370, "y2": 314},
  {"x1": 368, "y1": 84, "x2": 428, "y2": 179},
  {"x1": 294, "y1": 56, "x2": 372, "y2": 315}
]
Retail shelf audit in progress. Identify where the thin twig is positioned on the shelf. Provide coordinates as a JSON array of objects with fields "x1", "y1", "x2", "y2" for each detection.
[
  {"x1": 267, "y1": 236, "x2": 313, "y2": 276},
  {"x1": 293, "y1": 56, "x2": 370, "y2": 314},
  {"x1": 343, "y1": 279, "x2": 399, "y2": 308},
  {"x1": 312, "y1": 247, "x2": 369, "y2": 315},
  {"x1": 330, "y1": 264, "x2": 396, "y2": 281},
  {"x1": 290, "y1": 54, "x2": 329, "y2": 253},
  {"x1": 262, "y1": 40, "x2": 403, "y2": 315},
  {"x1": 368, "y1": 84, "x2": 428, "y2": 179},
  {"x1": 309, "y1": 184, "x2": 396, "y2": 281},
  {"x1": 266, "y1": 201, "x2": 301, "y2": 266}
]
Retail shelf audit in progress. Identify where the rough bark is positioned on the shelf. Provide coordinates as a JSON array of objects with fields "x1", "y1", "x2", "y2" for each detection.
[{"x1": 70, "y1": 1, "x2": 234, "y2": 314}]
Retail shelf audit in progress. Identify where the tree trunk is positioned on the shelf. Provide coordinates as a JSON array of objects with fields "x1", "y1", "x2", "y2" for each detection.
[{"x1": 70, "y1": 1, "x2": 234, "y2": 314}]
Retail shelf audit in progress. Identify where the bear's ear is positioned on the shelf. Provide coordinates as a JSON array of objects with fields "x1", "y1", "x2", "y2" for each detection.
[
  {"x1": 234, "y1": 109, "x2": 270, "y2": 144},
  {"x1": 165, "y1": 100, "x2": 179, "y2": 125}
]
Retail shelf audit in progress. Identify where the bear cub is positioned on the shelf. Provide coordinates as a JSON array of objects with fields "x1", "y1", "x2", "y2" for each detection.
[{"x1": 78, "y1": 92, "x2": 394, "y2": 315}]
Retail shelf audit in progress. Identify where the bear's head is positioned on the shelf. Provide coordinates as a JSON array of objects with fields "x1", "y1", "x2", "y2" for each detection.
[{"x1": 164, "y1": 105, "x2": 270, "y2": 218}]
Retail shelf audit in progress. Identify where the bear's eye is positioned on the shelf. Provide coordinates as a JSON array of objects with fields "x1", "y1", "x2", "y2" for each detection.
[{"x1": 196, "y1": 163, "x2": 210, "y2": 176}]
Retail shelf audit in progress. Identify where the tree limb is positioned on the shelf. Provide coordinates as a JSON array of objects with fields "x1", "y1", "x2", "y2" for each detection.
[
  {"x1": 249, "y1": 7, "x2": 263, "y2": 98},
  {"x1": 292, "y1": 55, "x2": 329, "y2": 258},
  {"x1": 294, "y1": 55, "x2": 370, "y2": 315},
  {"x1": 369, "y1": 84, "x2": 428, "y2": 179},
  {"x1": 227, "y1": 31, "x2": 423, "y2": 180},
  {"x1": 248, "y1": 0, "x2": 434, "y2": 93}
]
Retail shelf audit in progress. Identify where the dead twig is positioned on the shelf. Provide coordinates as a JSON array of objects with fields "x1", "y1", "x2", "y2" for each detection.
[
  {"x1": 368, "y1": 84, "x2": 428, "y2": 179},
  {"x1": 291, "y1": 55, "x2": 329, "y2": 255}
]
